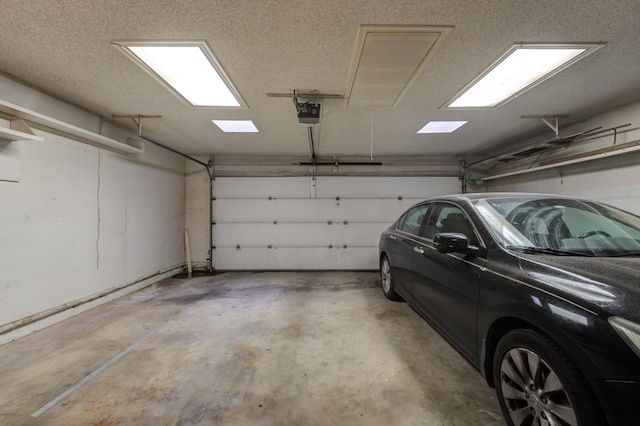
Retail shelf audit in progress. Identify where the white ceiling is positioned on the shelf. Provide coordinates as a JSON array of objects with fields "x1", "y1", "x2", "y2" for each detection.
[{"x1": 1, "y1": 0, "x2": 639, "y2": 160}]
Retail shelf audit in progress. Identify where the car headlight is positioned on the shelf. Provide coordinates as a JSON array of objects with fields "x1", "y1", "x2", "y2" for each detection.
[{"x1": 609, "y1": 316, "x2": 640, "y2": 358}]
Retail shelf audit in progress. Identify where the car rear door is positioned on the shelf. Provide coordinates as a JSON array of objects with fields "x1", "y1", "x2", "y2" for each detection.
[
  {"x1": 410, "y1": 202, "x2": 486, "y2": 358},
  {"x1": 383, "y1": 203, "x2": 430, "y2": 296}
]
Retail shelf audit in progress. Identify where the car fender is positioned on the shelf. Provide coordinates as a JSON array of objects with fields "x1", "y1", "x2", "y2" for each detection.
[{"x1": 477, "y1": 268, "x2": 606, "y2": 386}]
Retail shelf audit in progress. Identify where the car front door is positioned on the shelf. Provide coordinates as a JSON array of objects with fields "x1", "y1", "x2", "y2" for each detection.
[{"x1": 410, "y1": 202, "x2": 486, "y2": 358}]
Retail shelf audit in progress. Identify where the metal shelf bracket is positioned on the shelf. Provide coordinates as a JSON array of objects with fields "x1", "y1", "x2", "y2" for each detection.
[
  {"x1": 522, "y1": 114, "x2": 569, "y2": 136},
  {"x1": 112, "y1": 114, "x2": 162, "y2": 136}
]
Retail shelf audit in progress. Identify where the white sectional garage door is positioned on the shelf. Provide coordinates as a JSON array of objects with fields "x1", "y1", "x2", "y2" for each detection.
[{"x1": 212, "y1": 176, "x2": 460, "y2": 270}]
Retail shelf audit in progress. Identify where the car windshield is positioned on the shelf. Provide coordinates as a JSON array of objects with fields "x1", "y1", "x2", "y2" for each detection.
[{"x1": 473, "y1": 196, "x2": 640, "y2": 256}]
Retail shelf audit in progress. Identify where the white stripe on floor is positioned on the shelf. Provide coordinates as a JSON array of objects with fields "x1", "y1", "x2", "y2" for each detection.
[{"x1": 31, "y1": 326, "x2": 160, "y2": 418}]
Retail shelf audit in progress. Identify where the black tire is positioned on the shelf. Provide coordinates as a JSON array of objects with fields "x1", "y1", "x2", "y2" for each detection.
[
  {"x1": 380, "y1": 256, "x2": 403, "y2": 301},
  {"x1": 493, "y1": 329, "x2": 604, "y2": 426}
]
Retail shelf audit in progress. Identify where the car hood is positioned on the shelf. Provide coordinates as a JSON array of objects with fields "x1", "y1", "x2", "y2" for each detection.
[{"x1": 516, "y1": 254, "x2": 640, "y2": 321}]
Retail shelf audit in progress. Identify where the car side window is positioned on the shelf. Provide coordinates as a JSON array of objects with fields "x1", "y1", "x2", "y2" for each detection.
[
  {"x1": 398, "y1": 204, "x2": 429, "y2": 236},
  {"x1": 424, "y1": 203, "x2": 477, "y2": 245}
]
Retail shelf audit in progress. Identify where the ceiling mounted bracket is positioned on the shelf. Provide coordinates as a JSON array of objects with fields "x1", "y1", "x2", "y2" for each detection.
[
  {"x1": 112, "y1": 114, "x2": 162, "y2": 136},
  {"x1": 521, "y1": 114, "x2": 569, "y2": 136},
  {"x1": 266, "y1": 91, "x2": 343, "y2": 100}
]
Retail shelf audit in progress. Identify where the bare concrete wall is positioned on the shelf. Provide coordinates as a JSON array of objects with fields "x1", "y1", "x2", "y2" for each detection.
[{"x1": 0, "y1": 75, "x2": 186, "y2": 342}]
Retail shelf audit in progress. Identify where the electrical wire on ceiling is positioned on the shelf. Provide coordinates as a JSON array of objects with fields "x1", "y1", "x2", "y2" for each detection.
[
  {"x1": 292, "y1": 89, "x2": 301, "y2": 114},
  {"x1": 370, "y1": 109, "x2": 374, "y2": 161},
  {"x1": 307, "y1": 126, "x2": 317, "y2": 183},
  {"x1": 315, "y1": 110, "x2": 322, "y2": 155},
  {"x1": 308, "y1": 126, "x2": 316, "y2": 163}
]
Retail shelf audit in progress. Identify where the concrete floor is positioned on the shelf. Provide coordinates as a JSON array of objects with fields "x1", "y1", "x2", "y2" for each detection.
[{"x1": 0, "y1": 272, "x2": 503, "y2": 425}]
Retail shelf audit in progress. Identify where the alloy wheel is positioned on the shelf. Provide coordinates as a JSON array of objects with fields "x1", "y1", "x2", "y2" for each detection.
[
  {"x1": 381, "y1": 259, "x2": 391, "y2": 294},
  {"x1": 500, "y1": 347, "x2": 577, "y2": 426}
]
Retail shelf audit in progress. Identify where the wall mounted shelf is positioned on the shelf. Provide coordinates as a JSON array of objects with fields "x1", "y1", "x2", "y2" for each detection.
[
  {"x1": 481, "y1": 139, "x2": 640, "y2": 181},
  {"x1": 0, "y1": 99, "x2": 144, "y2": 154},
  {"x1": 0, "y1": 126, "x2": 44, "y2": 143}
]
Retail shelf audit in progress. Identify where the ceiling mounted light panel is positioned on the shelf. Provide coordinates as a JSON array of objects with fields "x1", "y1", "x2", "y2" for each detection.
[
  {"x1": 444, "y1": 43, "x2": 603, "y2": 109},
  {"x1": 418, "y1": 121, "x2": 467, "y2": 134},
  {"x1": 112, "y1": 40, "x2": 246, "y2": 108},
  {"x1": 212, "y1": 120, "x2": 259, "y2": 133}
]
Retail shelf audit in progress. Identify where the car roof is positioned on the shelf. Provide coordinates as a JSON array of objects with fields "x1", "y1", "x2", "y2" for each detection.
[{"x1": 431, "y1": 192, "x2": 586, "y2": 203}]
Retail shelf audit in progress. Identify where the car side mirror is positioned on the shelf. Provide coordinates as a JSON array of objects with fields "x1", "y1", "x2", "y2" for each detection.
[{"x1": 433, "y1": 233, "x2": 478, "y2": 255}]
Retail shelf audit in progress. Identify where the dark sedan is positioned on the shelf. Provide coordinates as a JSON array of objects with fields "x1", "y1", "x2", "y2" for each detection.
[{"x1": 378, "y1": 193, "x2": 640, "y2": 426}]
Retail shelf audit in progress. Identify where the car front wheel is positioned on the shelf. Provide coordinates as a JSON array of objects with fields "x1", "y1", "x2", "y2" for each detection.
[
  {"x1": 493, "y1": 329, "x2": 603, "y2": 426},
  {"x1": 380, "y1": 256, "x2": 402, "y2": 301}
]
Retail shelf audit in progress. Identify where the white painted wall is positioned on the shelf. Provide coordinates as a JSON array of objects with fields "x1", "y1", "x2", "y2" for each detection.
[
  {"x1": 185, "y1": 158, "x2": 211, "y2": 271},
  {"x1": 211, "y1": 176, "x2": 460, "y2": 270},
  {"x1": 0, "y1": 76, "x2": 186, "y2": 342},
  {"x1": 478, "y1": 100, "x2": 640, "y2": 213}
]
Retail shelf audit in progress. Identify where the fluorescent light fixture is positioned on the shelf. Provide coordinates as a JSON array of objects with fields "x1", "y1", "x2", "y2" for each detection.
[
  {"x1": 212, "y1": 120, "x2": 259, "y2": 133},
  {"x1": 418, "y1": 121, "x2": 467, "y2": 134},
  {"x1": 445, "y1": 43, "x2": 603, "y2": 109},
  {"x1": 112, "y1": 40, "x2": 245, "y2": 108}
]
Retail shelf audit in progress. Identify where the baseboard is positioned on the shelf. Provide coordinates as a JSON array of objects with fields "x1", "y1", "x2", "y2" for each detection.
[{"x1": 0, "y1": 265, "x2": 184, "y2": 346}]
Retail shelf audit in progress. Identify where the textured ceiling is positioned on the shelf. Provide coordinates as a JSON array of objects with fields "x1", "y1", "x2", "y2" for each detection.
[{"x1": 1, "y1": 0, "x2": 639, "y2": 159}]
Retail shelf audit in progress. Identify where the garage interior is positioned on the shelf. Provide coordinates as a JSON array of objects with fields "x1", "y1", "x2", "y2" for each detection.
[{"x1": 1, "y1": 1, "x2": 640, "y2": 424}]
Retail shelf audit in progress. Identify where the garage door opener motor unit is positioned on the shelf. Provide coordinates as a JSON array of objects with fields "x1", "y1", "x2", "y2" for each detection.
[{"x1": 293, "y1": 90, "x2": 321, "y2": 125}]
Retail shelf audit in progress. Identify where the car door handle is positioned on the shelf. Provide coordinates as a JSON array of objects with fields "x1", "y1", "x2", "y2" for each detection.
[
  {"x1": 413, "y1": 246, "x2": 424, "y2": 254},
  {"x1": 388, "y1": 235, "x2": 397, "y2": 241}
]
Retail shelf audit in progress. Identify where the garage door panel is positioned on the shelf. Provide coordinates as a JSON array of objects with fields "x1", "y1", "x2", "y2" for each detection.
[
  {"x1": 214, "y1": 199, "x2": 418, "y2": 223},
  {"x1": 213, "y1": 176, "x2": 460, "y2": 269},
  {"x1": 216, "y1": 223, "x2": 388, "y2": 247},
  {"x1": 315, "y1": 176, "x2": 459, "y2": 198},
  {"x1": 214, "y1": 177, "x2": 311, "y2": 199},
  {"x1": 214, "y1": 176, "x2": 460, "y2": 200},
  {"x1": 216, "y1": 247, "x2": 379, "y2": 270}
]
